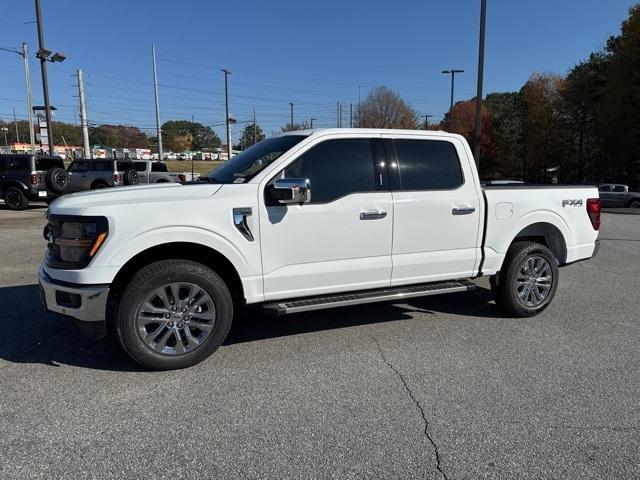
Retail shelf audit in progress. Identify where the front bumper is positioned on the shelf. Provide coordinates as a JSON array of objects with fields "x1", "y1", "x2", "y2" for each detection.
[{"x1": 38, "y1": 264, "x2": 109, "y2": 323}]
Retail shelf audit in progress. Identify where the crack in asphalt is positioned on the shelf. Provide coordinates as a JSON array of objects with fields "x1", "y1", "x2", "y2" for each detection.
[{"x1": 371, "y1": 336, "x2": 449, "y2": 480}]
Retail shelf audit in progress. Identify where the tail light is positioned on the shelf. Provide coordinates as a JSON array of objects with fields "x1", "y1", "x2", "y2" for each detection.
[
  {"x1": 30, "y1": 173, "x2": 38, "y2": 185},
  {"x1": 113, "y1": 173, "x2": 120, "y2": 183},
  {"x1": 178, "y1": 174, "x2": 186, "y2": 183},
  {"x1": 586, "y1": 198, "x2": 601, "y2": 230}
]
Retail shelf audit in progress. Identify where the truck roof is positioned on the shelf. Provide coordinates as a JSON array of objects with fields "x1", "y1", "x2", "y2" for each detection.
[{"x1": 280, "y1": 127, "x2": 455, "y2": 138}]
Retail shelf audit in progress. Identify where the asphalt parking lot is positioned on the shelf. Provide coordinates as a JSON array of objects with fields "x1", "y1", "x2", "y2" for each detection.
[{"x1": 1, "y1": 204, "x2": 638, "y2": 479}]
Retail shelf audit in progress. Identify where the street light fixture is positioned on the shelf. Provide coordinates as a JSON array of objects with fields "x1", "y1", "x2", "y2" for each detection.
[{"x1": 442, "y1": 69, "x2": 464, "y2": 118}]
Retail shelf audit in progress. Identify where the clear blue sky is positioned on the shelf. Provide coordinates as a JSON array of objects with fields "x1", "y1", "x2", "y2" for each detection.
[{"x1": 0, "y1": 0, "x2": 636, "y2": 143}]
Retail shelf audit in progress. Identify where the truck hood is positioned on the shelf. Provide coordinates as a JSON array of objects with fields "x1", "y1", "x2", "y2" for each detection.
[{"x1": 50, "y1": 183, "x2": 223, "y2": 214}]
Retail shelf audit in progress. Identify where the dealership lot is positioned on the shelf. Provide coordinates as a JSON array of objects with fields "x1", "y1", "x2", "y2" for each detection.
[{"x1": 0, "y1": 205, "x2": 638, "y2": 479}]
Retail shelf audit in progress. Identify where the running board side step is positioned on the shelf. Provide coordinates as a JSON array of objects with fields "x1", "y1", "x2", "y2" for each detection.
[{"x1": 262, "y1": 279, "x2": 476, "y2": 315}]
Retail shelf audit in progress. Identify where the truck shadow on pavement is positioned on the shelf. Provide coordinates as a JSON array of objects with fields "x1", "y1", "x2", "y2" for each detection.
[{"x1": 0, "y1": 283, "x2": 502, "y2": 371}]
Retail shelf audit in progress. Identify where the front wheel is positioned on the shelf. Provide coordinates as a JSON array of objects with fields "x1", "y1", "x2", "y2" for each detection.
[
  {"x1": 629, "y1": 199, "x2": 640, "y2": 209},
  {"x1": 116, "y1": 259, "x2": 234, "y2": 370},
  {"x1": 491, "y1": 241, "x2": 559, "y2": 317}
]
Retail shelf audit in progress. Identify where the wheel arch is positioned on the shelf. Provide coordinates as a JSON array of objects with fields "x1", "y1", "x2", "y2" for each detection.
[
  {"x1": 509, "y1": 221, "x2": 568, "y2": 265},
  {"x1": 91, "y1": 179, "x2": 111, "y2": 189},
  {"x1": 108, "y1": 242, "x2": 245, "y2": 305},
  {"x1": 1, "y1": 179, "x2": 29, "y2": 194}
]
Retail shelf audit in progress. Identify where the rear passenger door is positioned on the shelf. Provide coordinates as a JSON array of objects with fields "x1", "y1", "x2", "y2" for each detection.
[{"x1": 383, "y1": 135, "x2": 482, "y2": 285}]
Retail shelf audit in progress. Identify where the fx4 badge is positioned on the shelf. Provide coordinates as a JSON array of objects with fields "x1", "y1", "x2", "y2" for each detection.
[{"x1": 562, "y1": 199, "x2": 583, "y2": 207}]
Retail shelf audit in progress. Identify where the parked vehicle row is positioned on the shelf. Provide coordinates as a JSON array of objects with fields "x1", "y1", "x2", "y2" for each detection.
[
  {"x1": 598, "y1": 184, "x2": 640, "y2": 208},
  {"x1": 0, "y1": 154, "x2": 70, "y2": 210},
  {"x1": 38, "y1": 128, "x2": 601, "y2": 370},
  {"x1": 1, "y1": 154, "x2": 197, "y2": 210}
]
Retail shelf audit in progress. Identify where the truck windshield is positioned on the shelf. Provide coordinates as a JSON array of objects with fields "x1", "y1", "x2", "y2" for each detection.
[{"x1": 206, "y1": 135, "x2": 306, "y2": 184}]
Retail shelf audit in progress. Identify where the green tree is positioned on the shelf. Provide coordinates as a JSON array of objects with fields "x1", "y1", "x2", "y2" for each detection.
[
  {"x1": 238, "y1": 123, "x2": 265, "y2": 149},
  {"x1": 601, "y1": 4, "x2": 640, "y2": 186},
  {"x1": 484, "y1": 92, "x2": 525, "y2": 178},
  {"x1": 162, "y1": 120, "x2": 220, "y2": 151},
  {"x1": 281, "y1": 123, "x2": 305, "y2": 132},
  {"x1": 558, "y1": 52, "x2": 610, "y2": 182},
  {"x1": 90, "y1": 125, "x2": 148, "y2": 148},
  {"x1": 520, "y1": 73, "x2": 566, "y2": 182}
]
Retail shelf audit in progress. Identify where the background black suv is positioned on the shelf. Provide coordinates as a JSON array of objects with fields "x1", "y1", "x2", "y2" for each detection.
[{"x1": 0, "y1": 154, "x2": 70, "y2": 210}]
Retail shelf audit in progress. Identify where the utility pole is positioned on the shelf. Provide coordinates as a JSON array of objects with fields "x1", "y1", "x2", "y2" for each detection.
[
  {"x1": 349, "y1": 104, "x2": 353, "y2": 128},
  {"x1": 442, "y1": 68, "x2": 464, "y2": 117},
  {"x1": 357, "y1": 85, "x2": 361, "y2": 127},
  {"x1": 35, "y1": 0, "x2": 56, "y2": 155},
  {"x1": 338, "y1": 103, "x2": 343, "y2": 128},
  {"x1": 1, "y1": 127, "x2": 8, "y2": 150},
  {"x1": 221, "y1": 68, "x2": 231, "y2": 160},
  {"x1": 77, "y1": 69, "x2": 91, "y2": 158},
  {"x1": 310, "y1": 118, "x2": 316, "y2": 129},
  {"x1": 336, "y1": 101, "x2": 340, "y2": 127},
  {"x1": 289, "y1": 102, "x2": 294, "y2": 127},
  {"x1": 253, "y1": 108, "x2": 256, "y2": 144},
  {"x1": 421, "y1": 114, "x2": 434, "y2": 128},
  {"x1": 473, "y1": 0, "x2": 487, "y2": 169},
  {"x1": 22, "y1": 43, "x2": 35, "y2": 154},
  {"x1": 152, "y1": 45, "x2": 163, "y2": 160},
  {"x1": 12, "y1": 108, "x2": 20, "y2": 143}
]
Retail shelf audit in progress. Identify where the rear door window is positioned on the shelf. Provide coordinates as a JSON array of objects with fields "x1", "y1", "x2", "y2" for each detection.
[
  {"x1": 151, "y1": 162, "x2": 167, "y2": 172},
  {"x1": 117, "y1": 161, "x2": 133, "y2": 171},
  {"x1": 69, "y1": 161, "x2": 89, "y2": 172},
  {"x1": 612, "y1": 185, "x2": 626, "y2": 193},
  {"x1": 393, "y1": 139, "x2": 464, "y2": 190},
  {"x1": 91, "y1": 161, "x2": 112, "y2": 172},
  {"x1": 134, "y1": 162, "x2": 146, "y2": 172},
  {"x1": 8, "y1": 156, "x2": 29, "y2": 170},
  {"x1": 35, "y1": 157, "x2": 64, "y2": 170}
]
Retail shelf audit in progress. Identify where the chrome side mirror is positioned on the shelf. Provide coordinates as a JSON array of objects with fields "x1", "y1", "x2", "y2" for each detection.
[{"x1": 273, "y1": 178, "x2": 311, "y2": 204}]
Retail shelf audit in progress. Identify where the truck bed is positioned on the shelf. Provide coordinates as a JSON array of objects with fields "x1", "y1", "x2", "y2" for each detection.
[{"x1": 480, "y1": 184, "x2": 599, "y2": 275}]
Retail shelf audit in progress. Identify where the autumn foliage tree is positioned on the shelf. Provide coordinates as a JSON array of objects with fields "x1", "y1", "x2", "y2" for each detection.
[{"x1": 356, "y1": 86, "x2": 418, "y2": 129}]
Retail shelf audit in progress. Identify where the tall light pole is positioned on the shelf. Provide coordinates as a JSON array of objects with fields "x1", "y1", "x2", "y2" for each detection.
[
  {"x1": 473, "y1": 0, "x2": 487, "y2": 169},
  {"x1": 253, "y1": 108, "x2": 257, "y2": 144},
  {"x1": 152, "y1": 45, "x2": 163, "y2": 160},
  {"x1": 0, "y1": 44, "x2": 35, "y2": 153},
  {"x1": 289, "y1": 102, "x2": 294, "y2": 127},
  {"x1": 221, "y1": 68, "x2": 231, "y2": 159},
  {"x1": 35, "y1": 0, "x2": 65, "y2": 156},
  {"x1": 442, "y1": 69, "x2": 464, "y2": 118}
]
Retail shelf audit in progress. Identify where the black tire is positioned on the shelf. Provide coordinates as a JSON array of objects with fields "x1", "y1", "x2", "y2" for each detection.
[
  {"x1": 123, "y1": 169, "x2": 139, "y2": 185},
  {"x1": 3, "y1": 186, "x2": 28, "y2": 210},
  {"x1": 44, "y1": 167, "x2": 70, "y2": 194},
  {"x1": 491, "y1": 241, "x2": 559, "y2": 317},
  {"x1": 628, "y1": 199, "x2": 640, "y2": 209},
  {"x1": 116, "y1": 259, "x2": 234, "y2": 370}
]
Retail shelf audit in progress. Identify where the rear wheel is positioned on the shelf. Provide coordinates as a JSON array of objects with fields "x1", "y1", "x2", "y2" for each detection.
[
  {"x1": 3, "y1": 186, "x2": 28, "y2": 210},
  {"x1": 491, "y1": 241, "x2": 559, "y2": 317},
  {"x1": 629, "y1": 199, "x2": 640, "y2": 209},
  {"x1": 116, "y1": 259, "x2": 234, "y2": 370}
]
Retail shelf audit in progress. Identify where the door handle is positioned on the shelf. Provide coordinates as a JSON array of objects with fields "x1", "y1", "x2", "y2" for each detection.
[
  {"x1": 360, "y1": 209, "x2": 387, "y2": 220},
  {"x1": 452, "y1": 206, "x2": 476, "y2": 215}
]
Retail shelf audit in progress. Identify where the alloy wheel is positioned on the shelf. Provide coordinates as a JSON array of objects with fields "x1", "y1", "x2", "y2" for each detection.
[
  {"x1": 515, "y1": 255, "x2": 553, "y2": 308},
  {"x1": 136, "y1": 282, "x2": 216, "y2": 355}
]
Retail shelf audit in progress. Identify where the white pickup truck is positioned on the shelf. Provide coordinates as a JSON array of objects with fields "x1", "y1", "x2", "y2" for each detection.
[
  {"x1": 39, "y1": 129, "x2": 601, "y2": 370},
  {"x1": 132, "y1": 160, "x2": 200, "y2": 184}
]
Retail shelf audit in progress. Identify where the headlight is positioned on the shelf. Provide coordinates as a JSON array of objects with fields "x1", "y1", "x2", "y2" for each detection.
[{"x1": 45, "y1": 216, "x2": 109, "y2": 269}]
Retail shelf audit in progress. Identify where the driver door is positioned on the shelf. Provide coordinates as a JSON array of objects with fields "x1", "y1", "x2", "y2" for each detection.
[{"x1": 258, "y1": 137, "x2": 393, "y2": 301}]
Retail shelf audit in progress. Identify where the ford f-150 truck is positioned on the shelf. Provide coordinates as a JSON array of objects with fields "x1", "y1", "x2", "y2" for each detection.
[{"x1": 38, "y1": 129, "x2": 601, "y2": 370}]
